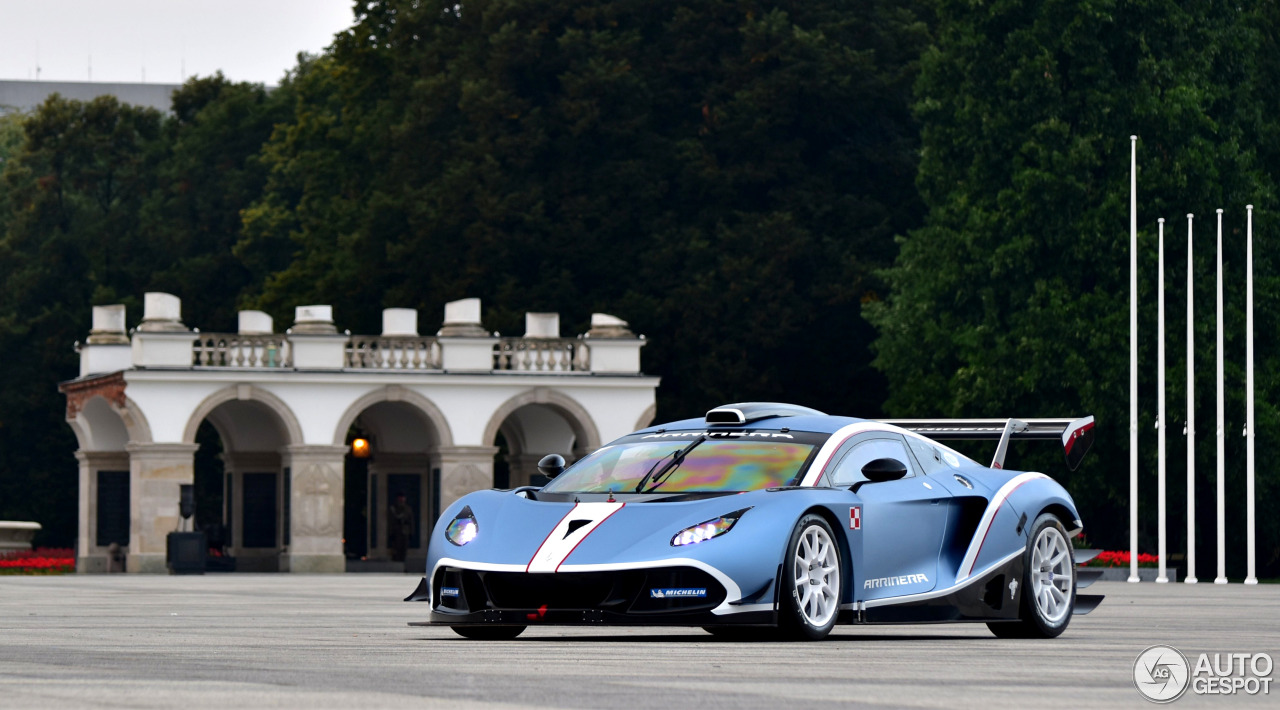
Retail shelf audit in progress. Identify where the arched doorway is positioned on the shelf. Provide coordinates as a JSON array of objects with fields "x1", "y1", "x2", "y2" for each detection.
[
  {"x1": 184, "y1": 389, "x2": 301, "y2": 572},
  {"x1": 66, "y1": 393, "x2": 142, "y2": 572},
  {"x1": 334, "y1": 389, "x2": 448, "y2": 571},
  {"x1": 484, "y1": 390, "x2": 602, "y2": 488}
]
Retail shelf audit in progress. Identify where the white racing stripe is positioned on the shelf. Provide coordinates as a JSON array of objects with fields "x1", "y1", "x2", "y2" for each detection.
[
  {"x1": 526, "y1": 502, "x2": 625, "y2": 572},
  {"x1": 955, "y1": 472, "x2": 1048, "y2": 581}
]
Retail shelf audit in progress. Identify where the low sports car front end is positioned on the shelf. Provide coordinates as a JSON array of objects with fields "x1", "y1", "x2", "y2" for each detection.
[{"x1": 418, "y1": 487, "x2": 842, "y2": 628}]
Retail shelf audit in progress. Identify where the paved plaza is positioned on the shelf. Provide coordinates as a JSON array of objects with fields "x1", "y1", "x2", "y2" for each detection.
[{"x1": 0, "y1": 574, "x2": 1275, "y2": 708}]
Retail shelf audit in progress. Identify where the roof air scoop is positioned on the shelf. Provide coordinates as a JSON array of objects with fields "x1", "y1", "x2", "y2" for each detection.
[
  {"x1": 705, "y1": 402, "x2": 826, "y2": 426},
  {"x1": 705, "y1": 408, "x2": 746, "y2": 425}
]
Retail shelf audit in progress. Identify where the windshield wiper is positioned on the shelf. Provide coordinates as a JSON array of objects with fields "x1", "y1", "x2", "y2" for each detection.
[{"x1": 634, "y1": 436, "x2": 706, "y2": 493}]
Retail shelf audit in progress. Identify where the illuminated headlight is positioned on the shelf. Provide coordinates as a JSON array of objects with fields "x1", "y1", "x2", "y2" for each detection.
[
  {"x1": 671, "y1": 508, "x2": 751, "y2": 547},
  {"x1": 445, "y1": 506, "x2": 478, "y2": 546}
]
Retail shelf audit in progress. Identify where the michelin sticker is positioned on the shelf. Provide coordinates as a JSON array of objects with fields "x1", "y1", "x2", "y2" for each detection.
[
  {"x1": 441, "y1": 587, "x2": 460, "y2": 597},
  {"x1": 650, "y1": 588, "x2": 707, "y2": 599}
]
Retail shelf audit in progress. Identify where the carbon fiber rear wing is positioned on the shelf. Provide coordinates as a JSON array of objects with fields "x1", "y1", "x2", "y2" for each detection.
[{"x1": 878, "y1": 416, "x2": 1095, "y2": 471}]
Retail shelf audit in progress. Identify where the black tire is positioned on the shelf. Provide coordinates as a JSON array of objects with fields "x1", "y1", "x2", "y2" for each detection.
[
  {"x1": 987, "y1": 513, "x2": 1075, "y2": 639},
  {"x1": 451, "y1": 625, "x2": 526, "y2": 640},
  {"x1": 778, "y1": 514, "x2": 842, "y2": 641}
]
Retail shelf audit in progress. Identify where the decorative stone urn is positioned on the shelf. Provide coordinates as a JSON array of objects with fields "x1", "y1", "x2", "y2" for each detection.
[{"x1": 0, "y1": 521, "x2": 41, "y2": 551}]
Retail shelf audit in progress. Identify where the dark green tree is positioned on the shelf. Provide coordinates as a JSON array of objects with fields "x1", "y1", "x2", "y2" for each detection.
[
  {"x1": 0, "y1": 95, "x2": 165, "y2": 544},
  {"x1": 142, "y1": 73, "x2": 293, "y2": 330},
  {"x1": 866, "y1": 0, "x2": 1279, "y2": 575},
  {"x1": 0, "y1": 77, "x2": 288, "y2": 545},
  {"x1": 237, "y1": 0, "x2": 932, "y2": 420}
]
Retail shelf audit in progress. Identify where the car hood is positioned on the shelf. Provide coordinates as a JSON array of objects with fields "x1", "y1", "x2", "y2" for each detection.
[{"x1": 428, "y1": 488, "x2": 791, "y2": 572}]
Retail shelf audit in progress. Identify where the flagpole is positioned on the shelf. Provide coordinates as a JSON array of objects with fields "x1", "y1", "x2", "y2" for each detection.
[
  {"x1": 1214, "y1": 208, "x2": 1227, "y2": 585},
  {"x1": 1245, "y1": 205, "x2": 1257, "y2": 585},
  {"x1": 1129, "y1": 136, "x2": 1140, "y2": 583},
  {"x1": 1157, "y1": 218, "x2": 1168, "y2": 583},
  {"x1": 1186, "y1": 213, "x2": 1198, "y2": 584}
]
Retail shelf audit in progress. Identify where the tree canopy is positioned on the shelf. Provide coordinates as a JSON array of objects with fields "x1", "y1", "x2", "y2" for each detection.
[
  {"x1": 0, "y1": 0, "x2": 1277, "y2": 577},
  {"x1": 235, "y1": 0, "x2": 932, "y2": 418},
  {"x1": 866, "y1": 0, "x2": 1279, "y2": 570}
]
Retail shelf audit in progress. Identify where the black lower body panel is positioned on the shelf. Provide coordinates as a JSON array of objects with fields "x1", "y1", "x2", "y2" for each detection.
[
  {"x1": 863, "y1": 553, "x2": 1024, "y2": 623},
  {"x1": 421, "y1": 607, "x2": 774, "y2": 627},
  {"x1": 419, "y1": 565, "x2": 774, "y2": 627}
]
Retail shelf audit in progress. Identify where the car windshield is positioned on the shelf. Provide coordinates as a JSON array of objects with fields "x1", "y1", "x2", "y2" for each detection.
[{"x1": 540, "y1": 438, "x2": 818, "y2": 494}]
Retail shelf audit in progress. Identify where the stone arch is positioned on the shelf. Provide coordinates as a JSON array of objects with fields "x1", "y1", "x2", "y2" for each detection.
[
  {"x1": 182, "y1": 384, "x2": 304, "y2": 446},
  {"x1": 482, "y1": 387, "x2": 602, "y2": 454},
  {"x1": 66, "y1": 394, "x2": 154, "y2": 451},
  {"x1": 331, "y1": 385, "x2": 454, "y2": 448},
  {"x1": 634, "y1": 402, "x2": 657, "y2": 431}
]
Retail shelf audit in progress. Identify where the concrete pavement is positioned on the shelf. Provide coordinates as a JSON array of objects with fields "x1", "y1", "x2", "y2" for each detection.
[{"x1": 0, "y1": 575, "x2": 1275, "y2": 708}]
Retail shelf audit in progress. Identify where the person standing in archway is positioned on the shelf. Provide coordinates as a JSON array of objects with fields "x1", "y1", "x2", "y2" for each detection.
[{"x1": 388, "y1": 492, "x2": 413, "y2": 563}]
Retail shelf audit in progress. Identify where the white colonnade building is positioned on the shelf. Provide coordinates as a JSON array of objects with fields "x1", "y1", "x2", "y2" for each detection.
[{"x1": 60, "y1": 293, "x2": 657, "y2": 573}]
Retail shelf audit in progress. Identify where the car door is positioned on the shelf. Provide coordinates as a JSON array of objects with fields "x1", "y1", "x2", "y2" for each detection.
[{"x1": 829, "y1": 433, "x2": 952, "y2": 601}]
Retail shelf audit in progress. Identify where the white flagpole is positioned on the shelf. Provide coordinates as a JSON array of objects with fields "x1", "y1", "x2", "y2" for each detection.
[
  {"x1": 1129, "y1": 136, "x2": 1140, "y2": 583},
  {"x1": 1215, "y1": 208, "x2": 1228, "y2": 585},
  {"x1": 1245, "y1": 205, "x2": 1257, "y2": 585},
  {"x1": 1186, "y1": 213, "x2": 1198, "y2": 584},
  {"x1": 1157, "y1": 218, "x2": 1168, "y2": 583}
]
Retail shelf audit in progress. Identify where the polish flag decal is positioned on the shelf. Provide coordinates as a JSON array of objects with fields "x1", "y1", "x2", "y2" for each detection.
[{"x1": 850, "y1": 506, "x2": 862, "y2": 530}]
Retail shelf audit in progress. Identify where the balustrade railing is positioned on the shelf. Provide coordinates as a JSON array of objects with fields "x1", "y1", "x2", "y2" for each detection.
[
  {"x1": 192, "y1": 334, "x2": 595, "y2": 372},
  {"x1": 345, "y1": 336, "x2": 442, "y2": 369},
  {"x1": 193, "y1": 334, "x2": 291, "y2": 368},
  {"x1": 493, "y1": 337, "x2": 588, "y2": 372}
]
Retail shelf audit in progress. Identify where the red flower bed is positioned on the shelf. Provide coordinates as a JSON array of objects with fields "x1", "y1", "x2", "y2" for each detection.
[
  {"x1": 1082, "y1": 550, "x2": 1159, "y2": 568},
  {"x1": 1073, "y1": 537, "x2": 1159, "y2": 567},
  {"x1": 0, "y1": 547, "x2": 75, "y2": 574}
]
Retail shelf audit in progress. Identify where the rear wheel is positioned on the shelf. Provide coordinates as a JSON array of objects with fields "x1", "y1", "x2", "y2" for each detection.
[
  {"x1": 778, "y1": 514, "x2": 841, "y2": 640},
  {"x1": 451, "y1": 625, "x2": 526, "y2": 640},
  {"x1": 987, "y1": 513, "x2": 1074, "y2": 639}
]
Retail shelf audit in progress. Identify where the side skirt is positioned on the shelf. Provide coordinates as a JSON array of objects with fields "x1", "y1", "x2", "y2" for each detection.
[{"x1": 858, "y1": 554, "x2": 1024, "y2": 624}]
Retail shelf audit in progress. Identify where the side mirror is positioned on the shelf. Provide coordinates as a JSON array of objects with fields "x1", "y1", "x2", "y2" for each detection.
[
  {"x1": 537, "y1": 454, "x2": 566, "y2": 478},
  {"x1": 861, "y1": 458, "x2": 908, "y2": 483}
]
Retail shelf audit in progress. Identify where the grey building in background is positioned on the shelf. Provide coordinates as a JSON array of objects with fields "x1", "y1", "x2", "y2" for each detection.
[{"x1": 0, "y1": 80, "x2": 180, "y2": 114}]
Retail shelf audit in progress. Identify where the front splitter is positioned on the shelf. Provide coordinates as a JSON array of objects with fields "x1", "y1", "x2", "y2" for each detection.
[{"x1": 411, "y1": 607, "x2": 775, "y2": 627}]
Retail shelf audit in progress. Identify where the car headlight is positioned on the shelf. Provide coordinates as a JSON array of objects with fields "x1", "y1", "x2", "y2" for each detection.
[
  {"x1": 445, "y1": 506, "x2": 478, "y2": 546},
  {"x1": 670, "y1": 507, "x2": 751, "y2": 547}
]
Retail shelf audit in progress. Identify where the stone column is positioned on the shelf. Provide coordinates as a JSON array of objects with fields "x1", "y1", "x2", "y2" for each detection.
[
  {"x1": 74, "y1": 450, "x2": 129, "y2": 573},
  {"x1": 125, "y1": 443, "x2": 199, "y2": 573},
  {"x1": 281, "y1": 444, "x2": 348, "y2": 573},
  {"x1": 505, "y1": 453, "x2": 543, "y2": 488},
  {"x1": 437, "y1": 446, "x2": 499, "y2": 511}
]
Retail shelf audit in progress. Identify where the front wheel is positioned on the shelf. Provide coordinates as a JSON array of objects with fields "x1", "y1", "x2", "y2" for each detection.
[
  {"x1": 451, "y1": 625, "x2": 526, "y2": 640},
  {"x1": 987, "y1": 513, "x2": 1075, "y2": 639},
  {"x1": 778, "y1": 514, "x2": 842, "y2": 640}
]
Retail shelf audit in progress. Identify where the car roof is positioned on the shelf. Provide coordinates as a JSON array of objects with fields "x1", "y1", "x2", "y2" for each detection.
[{"x1": 632, "y1": 414, "x2": 871, "y2": 436}]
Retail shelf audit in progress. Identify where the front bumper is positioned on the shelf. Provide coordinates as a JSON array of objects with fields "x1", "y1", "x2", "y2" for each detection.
[
  {"x1": 413, "y1": 606, "x2": 775, "y2": 627},
  {"x1": 407, "y1": 564, "x2": 776, "y2": 627}
]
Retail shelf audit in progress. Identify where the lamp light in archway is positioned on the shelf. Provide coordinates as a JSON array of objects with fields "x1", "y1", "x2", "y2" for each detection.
[{"x1": 351, "y1": 438, "x2": 371, "y2": 458}]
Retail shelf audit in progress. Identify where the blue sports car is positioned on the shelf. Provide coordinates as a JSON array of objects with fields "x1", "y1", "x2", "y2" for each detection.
[{"x1": 406, "y1": 402, "x2": 1103, "y2": 640}]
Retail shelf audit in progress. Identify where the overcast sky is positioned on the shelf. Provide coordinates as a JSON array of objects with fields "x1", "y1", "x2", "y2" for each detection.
[{"x1": 0, "y1": 1, "x2": 356, "y2": 86}]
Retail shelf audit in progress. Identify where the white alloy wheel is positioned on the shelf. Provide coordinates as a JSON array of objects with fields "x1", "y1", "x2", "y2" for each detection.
[
  {"x1": 792, "y1": 524, "x2": 840, "y2": 628},
  {"x1": 1030, "y1": 525, "x2": 1072, "y2": 625}
]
